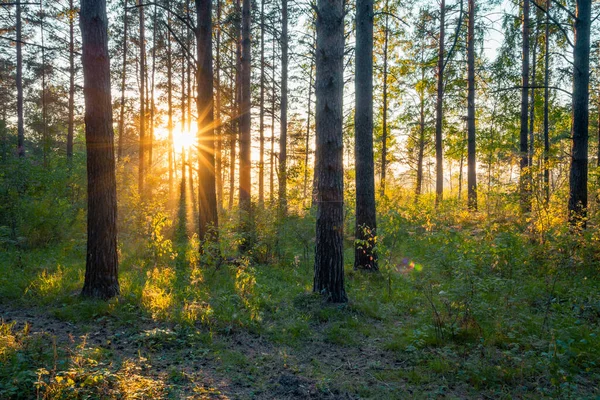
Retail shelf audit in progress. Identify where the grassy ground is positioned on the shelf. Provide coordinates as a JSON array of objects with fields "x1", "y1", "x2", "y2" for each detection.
[{"x1": 1, "y1": 198, "x2": 600, "y2": 399}]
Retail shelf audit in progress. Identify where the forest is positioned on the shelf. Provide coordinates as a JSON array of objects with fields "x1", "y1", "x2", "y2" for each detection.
[{"x1": 0, "y1": 0, "x2": 599, "y2": 398}]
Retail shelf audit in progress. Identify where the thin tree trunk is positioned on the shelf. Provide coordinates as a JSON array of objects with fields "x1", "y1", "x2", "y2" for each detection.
[
  {"x1": 41, "y1": 2, "x2": 48, "y2": 167},
  {"x1": 543, "y1": 0, "x2": 550, "y2": 203},
  {"x1": 117, "y1": 1, "x2": 128, "y2": 161},
  {"x1": 228, "y1": 44, "x2": 237, "y2": 210},
  {"x1": 435, "y1": 0, "x2": 445, "y2": 204},
  {"x1": 270, "y1": 33, "x2": 276, "y2": 204},
  {"x1": 519, "y1": 0, "x2": 530, "y2": 212},
  {"x1": 16, "y1": 0, "x2": 24, "y2": 157},
  {"x1": 466, "y1": 0, "x2": 477, "y2": 210},
  {"x1": 167, "y1": 1, "x2": 173, "y2": 197},
  {"x1": 239, "y1": 0, "x2": 252, "y2": 212},
  {"x1": 313, "y1": 0, "x2": 347, "y2": 303},
  {"x1": 138, "y1": 0, "x2": 146, "y2": 195},
  {"x1": 216, "y1": 0, "x2": 223, "y2": 209},
  {"x1": 80, "y1": 0, "x2": 119, "y2": 300},
  {"x1": 379, "y1": 0, "x2": 389, "y2": 197},
  {"x1": 258, "y1": 0, "x2": 265, "y2": 206},
  {"x1": 529, "y1": 11, "x2": 539, "y2": 168},
  {"x1": 229, "y1": 1, "x2": 241, "y2": 210},
  {"x1": 568, "y1": 0, "x2": 591, "y2": 226},
  {"x1": 354, "y1": 0, "x2": 377, "y2": 270},
  {"x1": 186, "y1": 0, "x2": 192, "y2": 135},
  {"x1": 149, "y1": 4, "x2": 157, "y2": 174},
  {"x1": 67, "y1": 0, "x2": 76, "y2": 161},
  {"x1": 416, "y1": 84, "x2": 425, "y2": 197},
  {"x1": 279, "y1": 0, "x2": 288, "y2": 215},
  {"x1": 196, "y1": 0, "x2": 219, "y2": 243}
]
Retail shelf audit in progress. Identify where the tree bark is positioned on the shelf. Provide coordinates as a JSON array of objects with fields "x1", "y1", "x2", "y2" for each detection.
[
  {"x1": 519, "y1": 0, "x2": 531, "y2": 212},
  {"x1": 313, "y1": 0, "x2": 347, "y2": 302},
  {"x1": 239, "y1": 0, "x2": 252, "y2": 214},
  {"x1": 196, "y1": 0, "x2": 219, "y2": 243},
  {"x1": 279, "y1": 0, "x2": 288, "y2": 216},
  {"x1": 354, "y1": 0, "x2": 377, "y2": 271},
  {"x1": 543, "y1": 0, "x2": 550, "y2": 203},
  {"x1": 466, "y1": 0, "x2": 477, "y2": 210},
  {"x1": 215, "y1": 0, "x2": 223, "y2": 209},
  {"x1": 68, "y1": 0, "x2": 76, "y2": 161},
  {"x1": 435, "y1": 0, "x2": 445, "y2": 205},
  {"x1": 16, "y1": 0, "x2": 24, "y2": 157},
  {"x1": 568, "y1": 0, "x2": 591, "y2": 226},
  {"x1": 416, "y1": 78, "x2": 425, "y2": 197},
  {"x1": 138, "y1": 0, "x2": 146, "y2": 195},
  {"x1": 167, "y1": 4, "x2": 173, "y2": 197},
  {"x1": 117, "y1": 1, "x2": 128, "y2": 161},
  {"x1": 379, "y1": 0, "x2": 389, "y2": 197},
  {"x1": 258, "y1": 0, "x2": 266, "y2": 207},
  {"x1": 148, "y1": 4, "x2": 157, "y2": 174},
  {"x1": 80, "y1": 0, "x2": 119, "y2": 300},
  {"x1": 270, "y1": 33, "x2": 276, "y2": 204}
]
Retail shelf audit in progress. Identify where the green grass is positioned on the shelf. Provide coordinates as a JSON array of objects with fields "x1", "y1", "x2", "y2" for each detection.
[{"x1": 1, "y1": 201, "x2": 600, "y2": 399}]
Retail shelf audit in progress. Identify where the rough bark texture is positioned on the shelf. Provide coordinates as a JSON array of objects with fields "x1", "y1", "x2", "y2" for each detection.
[
  {"x1": 568, "y1": 0, "x2": 591, "y2": 226},
  {"x1": 270, "y1": 33, "x2": 276, "y2": 204},
  {"x1": 380, "y1": 0, "x2": 389, "y2": 197},
  {"x1": 239, "y1": 0, "x2": 251, "y2": 212},
  {"x1": 519, "y1": 0, "x2": 531, "y2": 213},
  {"x1": 416, "y1": 81, "x2": 425, "y2": 197},
  {"x1": 16, "y1": 0, "x2": 24, "y2": 157},
  {"x1": 138, "y1": 0, "x2": 146, "y2": 195},
  {"x1": 279, "y1": 0, "x2": 288, "y2": 216},
  {"x1": 466, "y1": 0, "x2": 477, "y2": 211},
  {"x1": 80, "y1": 0, "x2": 120, "y2": 300},
  {"x1": 258, "y1": 0, "x2": 265, "y2": 206},
  {"x1": 435, "y1": 0, "x2": 445, "y2": 205},
  {"x1": 67, "y1": 0, "x2": 76, "y2": 161},
  {"x1": 167, "y1": 6, "x2": 173, "y2": 197},
  {"x1": 354, "y1": 0, "x2": 377, "y2": 271},
  {"x1": 196, "y1": 0, "x2": 219, "y2": 243},
  {"x1": 543, "y1": 0, "x2": 550, "y2": 203},
  {"x1": 313, "y1": 0, "x2": 347, "y2": 303},
  {"x1": 215, "y1": 0, "x2": 223, "y2": 209}
]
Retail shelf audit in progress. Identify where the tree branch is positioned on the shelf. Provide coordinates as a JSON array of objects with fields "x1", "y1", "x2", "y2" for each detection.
[{"x1": 496, "y1": 85, "x2": 571, "y2": 96}]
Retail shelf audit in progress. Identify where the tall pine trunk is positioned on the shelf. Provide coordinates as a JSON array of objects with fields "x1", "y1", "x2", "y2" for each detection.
[
  {"x1": 313, "y1": 0, "x2": 347, "y2": 302},
  {"x1": 466, "y1": 0, "x2": 477, "y2": 210},
  {"x1": 258, "y1": 0, "x2": 266, "y2": 206},
  {"x1": 16, "y1": 0, "x2": 24, "y2": 157},
  {"x1": 80, "y1": 0, "x2": 119, "y2": 300},
  {"x1": 543, "y1": 0, "x2": 550, "y2": 203},
  {"x1": 379, "y1": 0, "x2": 389, "y2": 197},
  {"x1": 148, "y1": 5, "x2": 157, "y2": 175},
  {"x1": 215, "y1": 0, "x2": 223, "y2": 209},
  {"x1": 434, "y1": 0, "x2": 445, "y2": 204},
  {"x1": 270, "y1": 34, "x2": 276, "y2": 204},
  {"x1": 67, "y1": 0, "x2": 76, "y2": 161},
  {"x1": 239, "y1": 0, "x2": 252, "y2": 213},
  {"x1": 519, "y1": 0, "x2": 531, "y2": 212},
  {"x1": 117, "y1": 2, "x2": 128, "y2": 161},
  {"x1": 166, "y1": 0, "x2": 173, "y2": 197},
  {"x1": 138, "y1": 0, "x2": 146, "y2": 195},
  {"x1": 354, "y1": 0, "x2": 377, "y2": 271},
  {"x1": 196, "y1": 0, "x2": 219, "y2": 243},
  {"x1": 279, "y1": 0, "x2": 288, "y2": 216},
  {"x1": 568, "y1": 0, "x2": 591, "y2": 226}
]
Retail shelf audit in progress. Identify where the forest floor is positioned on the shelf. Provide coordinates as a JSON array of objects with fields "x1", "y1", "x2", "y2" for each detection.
[{"x1": 1, "y1": 203, "x2": 600, "y2": 399}]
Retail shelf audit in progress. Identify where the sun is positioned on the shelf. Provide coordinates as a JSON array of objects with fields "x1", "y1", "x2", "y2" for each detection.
[{"x1": 155, "y1": 122, "x2": 196, "y2": 153}]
